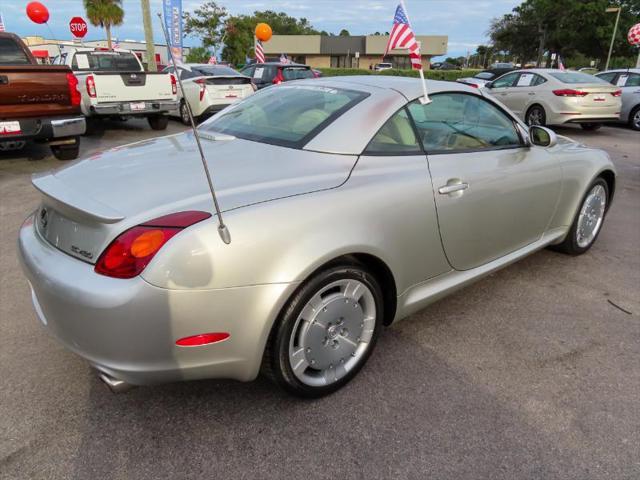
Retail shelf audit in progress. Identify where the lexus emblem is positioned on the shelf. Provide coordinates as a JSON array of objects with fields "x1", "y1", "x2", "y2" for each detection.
[{"x1": 40, "y1": 208, "x2": 48, "y2": 230}]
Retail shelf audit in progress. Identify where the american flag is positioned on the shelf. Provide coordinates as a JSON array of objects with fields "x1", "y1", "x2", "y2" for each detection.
[
  {"x1": 557, "y1": 54, "x2": 565, "y2": 71},
  {"x1": 385, "y1": 2, "x2": 421, "y2": 70},
  {"x1": 0, "y1": 13, "x2": 5, "y2": 32},
  {"x1": 255, "y1": 38, "x2": 265, "y2": 63}
]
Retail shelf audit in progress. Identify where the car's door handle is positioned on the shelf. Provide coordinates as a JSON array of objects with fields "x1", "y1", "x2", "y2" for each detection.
[
  {"x1": 438, "y1": 182, "x2": 469, "y2": 195},
  {"x1": 528, "y1": 92, "x2": 536, "y2": 96}
]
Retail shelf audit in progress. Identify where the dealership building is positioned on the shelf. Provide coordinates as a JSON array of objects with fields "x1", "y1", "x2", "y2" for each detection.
[{"x1": 263, "y1": 34, "x2": 448, "y2": 69}]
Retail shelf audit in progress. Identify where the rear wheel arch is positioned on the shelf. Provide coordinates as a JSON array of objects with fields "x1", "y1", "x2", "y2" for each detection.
[{"x1": 598, "y1": 169, "x2": 616, "y2": 208}]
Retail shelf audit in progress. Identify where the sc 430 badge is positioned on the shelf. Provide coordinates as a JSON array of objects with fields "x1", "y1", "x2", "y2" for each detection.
[{"x1": 71, "y1": 245, "x2": 93, "y2": 260}]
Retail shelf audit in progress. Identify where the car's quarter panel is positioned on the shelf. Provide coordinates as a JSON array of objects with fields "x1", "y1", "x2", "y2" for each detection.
[
  {"x1": 143, "y1": 154, "x2": 451, "y2": 295},
  {"x1": 427, "y1": 146, "x2": 562, "y2": 271},
  {"x1": 18, "y1": 217, "x2": 297, "y2": 384}
]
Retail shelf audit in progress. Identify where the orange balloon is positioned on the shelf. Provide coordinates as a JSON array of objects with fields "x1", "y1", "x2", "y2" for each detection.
[{"x1": 255, "y1": 23, "x2": 272, "y2": 42}]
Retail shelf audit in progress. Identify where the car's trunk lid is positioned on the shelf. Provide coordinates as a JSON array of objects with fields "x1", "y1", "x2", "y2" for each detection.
[{"x1": 33, "y1": 132, "x2": 357, "y2": 263}]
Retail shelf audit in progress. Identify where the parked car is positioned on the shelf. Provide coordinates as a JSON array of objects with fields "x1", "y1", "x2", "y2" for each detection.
[
  {"x1": 594, "y1": 68, "x2": 640, "y2": 131},
  {"x1": 457, "y1": 67, "x2": 514, "y2": 88},
  {"x1": 239, "y1": 62, "x2": 315, "y2": 89},
  {"x1": 578, "y1": 67, "x2": 599, "y2": 75},
  {"x1": 0, "y1": 32, "x2": 85, "y2": 160},
  {"x1": 490, "y1": 62, "x2": 514, "y2": 69},
  {"x1": 163, "y1": 64, "x2": 254, "y2": 124},
  {"x1": 54, "y1": 47, "x2": 178, "y2": 131},
  {"x1": 431, "y1": 62, "x2": 458, "y2": 70},
  {"x1": 485, "y1": 69, "x2": 621, "y2": 130},
  {"x1": 374, "y1": 62, "x2": 393, "y2": 71},
  {"x1": 19, "y1": 76, "x2": 616, "y2": 397}
]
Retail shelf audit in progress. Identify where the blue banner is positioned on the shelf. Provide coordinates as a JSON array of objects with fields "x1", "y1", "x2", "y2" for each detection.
[{"x1": 163, "y1": 0, "x2": 183, "y2": 63}]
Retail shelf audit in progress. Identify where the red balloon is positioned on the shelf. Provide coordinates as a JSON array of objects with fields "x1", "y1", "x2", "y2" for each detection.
[{"x1": 26, "y1": 2, "x2": 50, "y2": 24}]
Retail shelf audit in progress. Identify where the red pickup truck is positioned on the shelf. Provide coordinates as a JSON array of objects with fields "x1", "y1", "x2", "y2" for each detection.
[{"x1": 0, "y1": 32, "x2": 85, "y2": 160}]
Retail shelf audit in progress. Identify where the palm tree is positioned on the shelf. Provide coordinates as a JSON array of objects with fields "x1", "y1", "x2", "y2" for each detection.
[{"x1": 83, "y1": 0, "x2": 124, "y2": 50}]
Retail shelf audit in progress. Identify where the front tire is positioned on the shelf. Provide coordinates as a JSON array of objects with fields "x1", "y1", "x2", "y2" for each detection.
[
  {"x1": 554, "y1": 178, "x2": 609, "y2": 255},
  {"x1": 526, "y1": 105, "x2": 546, "y2": 126},
  {"x1": 50, "y1": 137, "x2": 80, "y2": 161},
  {"x1": 629, "y1": 106, "x2": 640, "y2": 131},
  {"x1": 147, "y1": 114, "x2": 169, "y2": 130},
  {"x1": 179, "y1": 100, "x2": 192, "y2": 125},
  {"x1": 263, "y1": 263, "x2": 383, "y2": 398}
]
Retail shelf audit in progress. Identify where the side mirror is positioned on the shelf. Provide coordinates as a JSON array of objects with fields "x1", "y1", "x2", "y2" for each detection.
[
  {"x1": 485, "y1": 81, "x2": 493, "y2": 89},
  {"x1": 529, "y1": 125, "x2": 557, "y2": 148}
]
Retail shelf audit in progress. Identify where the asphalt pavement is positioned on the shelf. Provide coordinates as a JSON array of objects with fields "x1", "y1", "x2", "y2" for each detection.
[{"x1": 1, "y1": 119, "x2": 638, "y2": 480}]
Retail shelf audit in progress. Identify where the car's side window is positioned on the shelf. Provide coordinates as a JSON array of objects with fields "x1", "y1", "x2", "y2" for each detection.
[
  {"x1": 596, "y1": 72, "x2": 617, "y2": 84},
  {"x1": 364, "y1": 108, "x2": 421, "y2": 155},
  {"x1": 491, "y1": 72, "x2": 519, "y2": 88},
  {"x1": 240, "y1": 65, "x2": 255, "y2": 77},
  {"x1": 618, "y1": 73, "x2": 640, "y2": 87},
  {"x1": 532, "y1": 74, "x2": 547, "y2": 86},
  {"x1": 407, "y1": 93, "x2": 522, "y2": 153}
]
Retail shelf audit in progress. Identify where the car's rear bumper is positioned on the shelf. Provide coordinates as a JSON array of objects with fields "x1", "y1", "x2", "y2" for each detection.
[
  {"x1": 0, "y1": 116, "x2": 85, "y2": 142},
  {"x1": 88, "y1": 100, "x2": 178, "y2": 116},
  {"x1": 18, "y1": 214, "x2": 296, "y2": 386}
]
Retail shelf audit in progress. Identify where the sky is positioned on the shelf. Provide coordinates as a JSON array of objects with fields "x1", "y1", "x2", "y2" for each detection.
[{"x1": 1, "y1": 0, "x2": 521, "y2": 59}]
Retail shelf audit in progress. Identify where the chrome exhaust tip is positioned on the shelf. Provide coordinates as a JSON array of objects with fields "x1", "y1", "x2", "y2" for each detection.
[{"x1": 98, "y1": 372, "x2": 135, "y2": 393}]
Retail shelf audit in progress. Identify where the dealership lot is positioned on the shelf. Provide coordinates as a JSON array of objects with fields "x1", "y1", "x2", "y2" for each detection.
[{"x1": 1, "y1": 121, "x2": 638, "y2": 479}]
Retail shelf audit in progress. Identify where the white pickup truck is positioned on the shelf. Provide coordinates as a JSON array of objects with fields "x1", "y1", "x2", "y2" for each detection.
[{"x1": 54, "y1": 48, "x2": 177, "y2": 131}]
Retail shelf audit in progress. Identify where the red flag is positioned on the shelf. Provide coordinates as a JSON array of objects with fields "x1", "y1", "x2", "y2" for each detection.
[{"x1": 255, "y1": 38, "x2": 265, "y2": 63}]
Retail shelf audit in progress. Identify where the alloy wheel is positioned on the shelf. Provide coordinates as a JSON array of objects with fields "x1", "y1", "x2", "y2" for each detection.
[
  {"x1": 576, "y1": 184, "x2": 607, "y2": 248},
  {"x1": 287, "y1": 279, "x2": 377, "y2": 387}
]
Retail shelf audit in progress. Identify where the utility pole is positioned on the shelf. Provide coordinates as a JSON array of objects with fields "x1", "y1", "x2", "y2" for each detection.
[
  {"x1": 141, "y1": 0, "x2": 157, "y2": 72},
  {"x1": 605, "y1": 7, "x2": 621, "y2": 71}
]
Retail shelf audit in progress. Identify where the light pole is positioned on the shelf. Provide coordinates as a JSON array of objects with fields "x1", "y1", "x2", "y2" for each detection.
[
  {"x1": 141, "y1": 0, "x2": 157, "y2": 72},
  {"x1": 605, "y1": 6, "x2": 621, "y2": 71}
]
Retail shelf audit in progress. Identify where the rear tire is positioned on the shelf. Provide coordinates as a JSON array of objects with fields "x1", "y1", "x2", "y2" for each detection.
[
  {"x1": 263, "y1": 263, "x2": 383, "y2": 398},
  {"x1": 553, "y1": 178, "x2": 609, "y2": 255},
  {"x1": 526, "y1": 105, "x2": 546, "y2": 126},
  {"x1": 629, "y1": 106, "x2": 640, "y2": 131},
  {"x1": 147, "y1": 115, "x2": 169, "y2": 130},
  {"x1": 580, "y1": 123, "x2": 602, "y2": 131},
  {"x1": 50, "y1": 137, "x2": 80, "y2": 161},
  {"x1": 179, "y1": 101, "x2": 192, "y2": 125}
]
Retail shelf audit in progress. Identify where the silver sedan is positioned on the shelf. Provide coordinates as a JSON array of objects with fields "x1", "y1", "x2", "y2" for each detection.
[
  {"x1": 19, "y1": 77, "x2": 615, "y2": 397},
  {"x1": 595, "y1": 68, "x2": 640, "y2": 130},
  {"x1": 485, "y1": 69, "x2": 622, "y2": 130}
]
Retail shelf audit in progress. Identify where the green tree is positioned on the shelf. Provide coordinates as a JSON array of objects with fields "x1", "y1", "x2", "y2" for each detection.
[
  {"x1": 183, "y1": 1, "x2": 228, "y2": 58},
  {"x1": 83, "y1": 0, "x2": 124, "y2": 50},
  {"x1": 222, "y1": 10, "x2": 319, "y2": 65},
  {"x1": 339, "y1": 29, "x2": 350, "y2": 36},
  {"x1": 185, "y1": 46, "x2": 213, "y2": 63}
]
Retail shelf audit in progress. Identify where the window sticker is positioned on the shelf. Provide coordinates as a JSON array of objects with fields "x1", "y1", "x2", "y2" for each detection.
[
  {"x1": 517, "y1": 73, "x2": 534, "y2": 86},
  {"x1": 75, "y1": 54, "x2": 90, "y2": 69},
  {"x1": 253, "y1": 67, "x2": 264, "y2": 79},
  {"x1": 616, "y1": 74, "x2": 628, "y2": 87}
]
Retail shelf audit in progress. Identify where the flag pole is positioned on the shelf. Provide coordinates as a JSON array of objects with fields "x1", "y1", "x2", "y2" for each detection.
[{"x1": 416, "y1": 40, "x2": 431, "y2": 104}]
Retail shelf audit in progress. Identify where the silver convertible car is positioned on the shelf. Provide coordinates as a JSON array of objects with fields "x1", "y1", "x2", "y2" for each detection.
[{"x1": 19, "y1": 76, "x2": 615, "y2": 397}]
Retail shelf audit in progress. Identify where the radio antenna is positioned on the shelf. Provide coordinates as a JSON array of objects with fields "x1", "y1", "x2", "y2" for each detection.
[{"x1": 157, "y1": 12, "x2": 231, "y2": 244}]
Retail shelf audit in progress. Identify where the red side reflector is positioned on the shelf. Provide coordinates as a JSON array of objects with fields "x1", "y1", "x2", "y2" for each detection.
[{"x1": 176, "y1": 333, "x2": 230, "y2": 347}]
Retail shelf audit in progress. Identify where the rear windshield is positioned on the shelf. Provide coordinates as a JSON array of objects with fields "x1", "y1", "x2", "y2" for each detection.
[
  {"x1": 0, "y1": 38, "x2": 31, "y2": 65},
  {"x1": 474, "y1": 72, "x2": 495, "y2": 80},
  {"x1": 202, "y1": 85, "x2": 368, "y2": 148},
  {"x1": 71, "y1": 51, "x2": 142, "y2": 72},
  {"x1": 192, "y1": 65, "x2": 240, "y2": 77},
  {"x1": 550, "y1": 71, "x2": 607, "y2": 84},
  {"x1": 282, "y1": 67, "x2": 314, "y2": 80}
]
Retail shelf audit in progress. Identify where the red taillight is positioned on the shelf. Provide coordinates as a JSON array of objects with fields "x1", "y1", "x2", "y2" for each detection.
[
  {"x1": 95, "y1": 211, "x2": 211, "y2": 279},
  {"x1": 612, "y1": 89, "x2": 622, "y2": 97},
  {"x1": 195, "y1": 78, "x2": 206, "y2": 100},
  {"x1": 86, "y1": 75, "x2": 96, "y2": 98},
  {"x1": 170, "y1": 73, "x2": 177, "y2": 95},
  {"x1": 176, "y1": 333, "x2": 230, "y2": 347},
  {"x1": 272, "y1": 69, "x2": 284, "y2": 85},
  {"x1": 468, "y1": 83, "x2": 479, "y2": 88},
  {"x1": 553, "y1": 89, "x2": 588, "y2": 97},
  {"x1": 66, "y1": 72, "x2": 81, "y2": 106}
]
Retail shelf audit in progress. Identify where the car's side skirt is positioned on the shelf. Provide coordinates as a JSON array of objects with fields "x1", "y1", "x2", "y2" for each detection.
[{"x1": 393, "y1": 227, "x2": 568, "y2": 323}]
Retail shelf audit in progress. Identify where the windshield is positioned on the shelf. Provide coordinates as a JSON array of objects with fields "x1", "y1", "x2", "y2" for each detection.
[
  {"x1": 71, "y1": 51, "x2": 142, "y2": 72},
  {"x1": 202, "y1": 85, "x2": 369, "y2": 148},
  {"x1": 550, "y1": 71, "x2": 607, "y2": 84},
  {"x1": 0, "y1": 38, "x2": 31, "y2": 65},
  {"x1": 192, "y1": 65, "x2": 240, "y2": 77},
  {"x1": 282, "y1": 67, "x2": 314, "y2": 80},
  {"x1": 474, "y1": 72, "x2": 495, "y2": 80}
]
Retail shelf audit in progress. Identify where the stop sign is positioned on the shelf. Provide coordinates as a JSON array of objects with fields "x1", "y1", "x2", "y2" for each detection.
[{"x1": 69, "y1": 17, "x2": 88, "y2": 38}]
